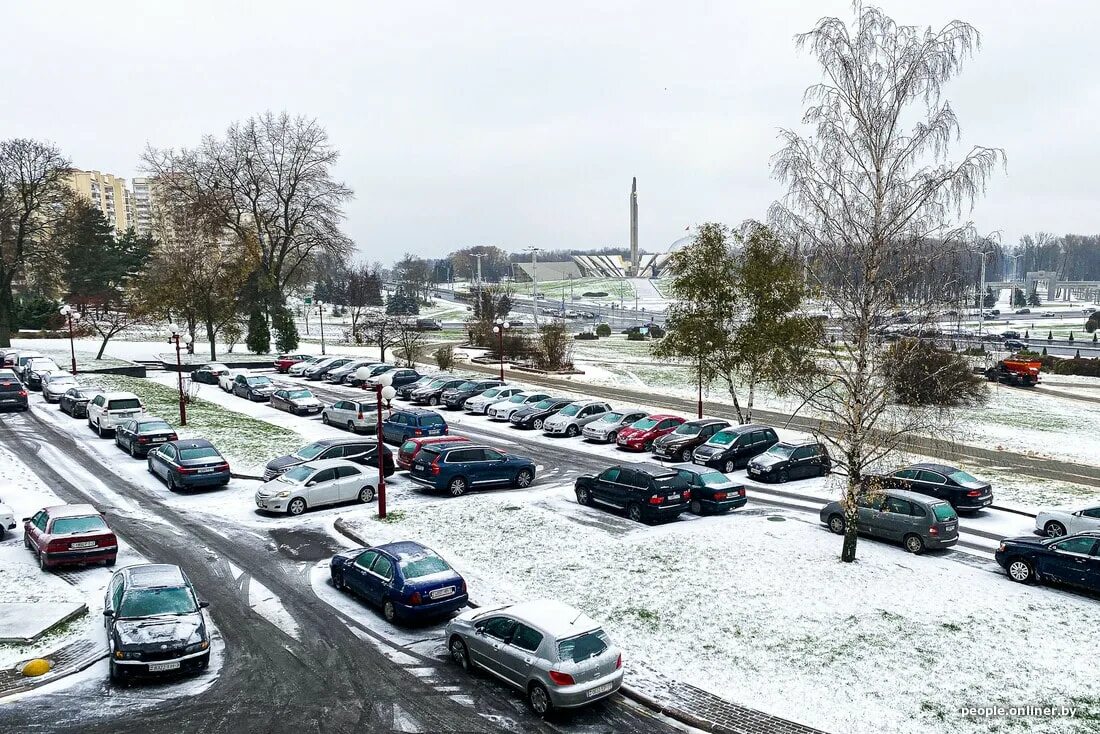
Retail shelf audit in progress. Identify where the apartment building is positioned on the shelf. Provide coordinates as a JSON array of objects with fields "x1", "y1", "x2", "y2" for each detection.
[
  {"x1": 64, "y1": 169, "x2": 134, "y2": 234},
  {"x1": 131, "y1": 176, "x2": 153, "y2": 237}
]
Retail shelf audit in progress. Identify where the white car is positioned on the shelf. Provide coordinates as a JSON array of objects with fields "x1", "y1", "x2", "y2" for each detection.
[
  {"x1": 0, "y1": 496, "x2": 14, "y2": 539},
  {"x1": 86, "y1": 391, "x2": 145, "y2": 436},
  {"x1": 464, "y1": 386, "x2": 522, "y2": 415},
  {"x1": 253, "y1": 458, "x2": 377, "y2": 516},
  {"x1": 288, "y1": 357, "x2": 321, "y2": 377},
  {"x1": 1040, "y1": 311, "x2": 1056, "y2": 318},
  {"x1": 219, "y1": 369, "x2": 246, "y2": 392},
  {"x1": 486, "y1": 391, "x2": 551, "y2": 421},
  {"x1": 542, "y1": 400, "x2": 612, "y2": 437},
  {"x1": 1034, "y1": 504, "x2": 1100, "y2": 538},
  {"x1": 41, "y1": 372, "x2": 78, "y2": 402}
]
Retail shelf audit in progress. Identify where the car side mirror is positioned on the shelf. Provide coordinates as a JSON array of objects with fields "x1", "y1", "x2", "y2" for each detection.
[
  {"x1": 306, "y1": 481, "x2": 316, "y2": 487},
  {"x1": 474, "y1": 626, "x2": 485, "y2": 635},
  {"x1": 21, "y1": 517, "x2": 30, "y2": 523},
  {"x1": 103, "y1": 609, "x2": 115, "y2": 617},
  {"x1": 198, "y1": 601, "x2": 210, "y2": 609}
]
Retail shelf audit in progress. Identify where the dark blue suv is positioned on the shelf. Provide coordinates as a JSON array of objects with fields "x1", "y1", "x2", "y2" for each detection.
[
  {"x1": 382, "y1": 408, "x2": 448, "y2": 444},
  {"x1": 408, "y1": 444, "x2": 536, "y2": 497}
]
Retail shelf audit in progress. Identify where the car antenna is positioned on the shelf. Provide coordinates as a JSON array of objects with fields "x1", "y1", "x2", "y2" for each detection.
[{"x1": 570, "y1": 610, "x2": 583, "y2": 625}]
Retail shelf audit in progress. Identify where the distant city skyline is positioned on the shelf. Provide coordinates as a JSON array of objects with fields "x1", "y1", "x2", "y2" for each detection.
[{"x1": 4, "y1": 1, "x2": 1098, "y2": 264}]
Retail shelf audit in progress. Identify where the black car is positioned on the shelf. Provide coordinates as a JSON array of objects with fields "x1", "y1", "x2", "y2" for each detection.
[
  {"x1": 995, "y1": 531, "x2": 1100, "y2": 591},
  {"x1": 415, "y1": 318, "x2": 443, "y2": 331},
  {"x1": 263, "y1": 438, "x2": 395, "y2": 482},
  {"x1": 411, "y1": 378, "x2": 470, "y2": 406},
  {"x1": 746, "y1": 440, "x2": 831, "y2": 483},
  {"x1": 114, "y1": 417, "x2": 179, "y2": 458},
  {"x1": 346, "y1": 364, "x2": 398, "y2": 388},
  {"x1": 190, "y1": 363, "x2": 230, "y2": 385},
  {"x1": 1001, "y1": 330, "x2": 1021, "y2": 340},
  {"x1": 692, "y1": 424, "x2": 779, "y2": 473},
  {"x1": 574, "y1": 463, "x2": 690, "y2": 524},
  {"x1": 397, "y1": 374, "x2": 454, "y2": 401},
  {"x1": 0, "y1": 377, "x2": 28, "y2": 412},
  {"x1": 652, "y1": 418, "x2": 731, "y2": 463},
  {"x1": 306, "y1": 358, "x2": 354, "y2": 381},
  {"x1": 58, "y1": 387, "x2": 93, "y2": 417},
  {"x1": 1004, "y1": 339, "x2": 1028, "y2": 350},
  {"x1": 675, "y1": 467, "x2": 748, "y2": 515},
  {"x1": 864, "y1": 463, "x2": 993, "y2": 513},
  {"x1": 270, "y1": 388, "x2": 324, "y2": 416},
  {"x1": 147, "y1": 439, "x2": 231, "y2": 491},
  {"x1": 509, "y1": 397, "x2": 571, "y2": 430},
  {"x1": 441, "y1": 379, "x2": 505, "y2": 410}
]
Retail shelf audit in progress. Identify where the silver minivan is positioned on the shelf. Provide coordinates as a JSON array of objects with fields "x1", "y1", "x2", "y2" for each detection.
[
  {"x1": 323, "y1": 399, "x2": 381, "y2": 433},
  {"x1": 542, "y1": 400, "x2": 612, "y2": 437},
  {"x1": 819, "y1": 488, "x2": 959, "y2": 554}
]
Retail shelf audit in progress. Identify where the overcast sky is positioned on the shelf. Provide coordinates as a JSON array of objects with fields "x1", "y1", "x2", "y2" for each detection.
[{"x1": 3, "y1": 1, "x2": 1096, "y2": 264}]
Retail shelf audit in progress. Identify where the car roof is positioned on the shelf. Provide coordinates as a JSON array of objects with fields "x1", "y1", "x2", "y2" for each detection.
[
  {"x1": 395, "y1": 407, "x2": 439, "y2": 415},
  {"x1": 644, "y1": 413, "x2": 679, "y2": 421},
  {"x1": 500, "y1": 599, "x2": 600, "y2": 639},
  {"x1": 122, "y1": 563, "x2": 187, "y2": 589},
  {"x1": 629, "y1": 462, "x2": 680, "y2": 478},
  {"x1": 98, "y1": 391, "x2": 140, "y2": 399},
  {"x1": 133, "y1": 416, "x2": 170, "y2": 424},
  {"x1": 170, "y1": 438, "x2": 215, "y2": 449},
  {"x1": 907, "y1": 462, "x2": 959, "y2": 474},
  {"x1": 684, "y1": 418, "x2": 727, "y2": 427},
  {"x1": 308, "y1": 437, "x2": 378, "y2": 448},
  {"x1": 296, "y1": 458, "x2": 364, "y2": 471},
  {"x1": 885, "y1": 488, "x2": 951, "y2": 506},
  {"x1": 717, "y1": 423, "x2": 772, "y2": 433},
  {"x1": 374, "y1": 540, "x2": 437, "y2": 560},
  {"x1": 43, "y1": 503, "x2": 101, "y2": 518},
  {"x1": 568, "y1": 399, "x2": 605, "y2": 406}
]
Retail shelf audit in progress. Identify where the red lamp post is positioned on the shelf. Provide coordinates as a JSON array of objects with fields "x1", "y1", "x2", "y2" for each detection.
[
  {"x1": 168, "y1": 324, "x2": 192, "y2": 426},
  {"x1": 59, "y1": 305, "x2": 81, "y2": 375},
  {"x1": 357, "y1": 367, "x2": 396, "y2": 519},
  {"x1": 493, "y1": 319, "x2": 510, "y2": 381}
]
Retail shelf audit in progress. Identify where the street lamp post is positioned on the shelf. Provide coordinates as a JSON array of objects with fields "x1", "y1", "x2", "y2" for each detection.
[
  {"x1": 357, "y1": 368, "x2": 397, "y2": 519},
  {"x1": 59, "y1": 305, "x2": 81, "y2": 375},
  {"x1": 493, "y1": 319, "x2": 510, "y2": 381},
  {"x1": 168, "y1": 324, "x2": 192, "y2": 425},
  {"x1": 316, "y1": 301, "x2": 327, "y2": 355}
]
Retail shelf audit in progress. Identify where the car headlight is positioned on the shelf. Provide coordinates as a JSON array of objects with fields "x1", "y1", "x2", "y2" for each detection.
[
  {"x1": 275, "y1": 490, "x2": 291, "y2": 498},
  {"x1": 114, "y1": 649, "x2": 141, "y2": 660},
  {"x1": 185, "y1": 640, "x2": 209, "y2": 654}
]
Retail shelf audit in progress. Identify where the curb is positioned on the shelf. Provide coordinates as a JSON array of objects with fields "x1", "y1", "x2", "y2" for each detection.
[
  {"x1": 231, "y1": 472, "x2": 263, "y2": 481},
  {"x1": 331, "y1": 517, "x2": 735, "y2": 734},
  {"x1": 0, "y1": 643, "x2": 108, "y2": 700},
  {"x1": 0, "y1": 602, "x2": 88, "y2": 645}
]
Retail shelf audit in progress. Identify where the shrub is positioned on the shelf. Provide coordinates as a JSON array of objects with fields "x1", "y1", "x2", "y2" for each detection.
[
  {"x1": 582, "y1": 291, "x2": 609, "y2": 298},
  {"x1": 1068, "y1": 332, "x2": 1075, "y2": 343},
  {"x1": 884, "y1": 339, "x2": 986, "y2": 407},
  {"x1": 533, "y1": 322, "x2": 572, "y2": 370},
  {"x1": 433, "y1": 345, "x2": 455, "y2": 371},
  {"x1": 1052, "y1": 357, "x2": 1100, "y2": 377},
  {"x1": 574, "y1": 332, "x2": 598, "y2": 340},
  {"x1": 627, "y1": 331, "x2": 647, "y2": 341},
  {"x1": 595, "y1": 323, "x2": 612, "y2": 338}
]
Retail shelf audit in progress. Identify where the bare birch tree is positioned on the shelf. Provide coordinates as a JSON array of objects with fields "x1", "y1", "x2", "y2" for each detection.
[{"x1": 770, "y1": 5, "x2": 1004, "y2": 562}]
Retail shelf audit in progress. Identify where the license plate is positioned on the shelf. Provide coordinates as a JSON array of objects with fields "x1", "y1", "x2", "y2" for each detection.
[
  {"x1": 118, "y1": 411, "x2": 138, "y2": 418},
  {"x1": 148, "y1": 661, "x2": 181, "y2": 672},
  {"x1": 748, "y1": 468, "x2": 759, "y2": 475},
  {"x1": 666, "y1": 493, "x2": 680, "y2": 501},
  {"x1": 70, "y1": 541, "x2": 96, "y2": 549},
  {"x1": 414, "y1": 463, "x2": 426, "y2": 471},
  {"x1": 151, "y1": 437, "x2": 166, "y2": 442},
  {"x1": 0, "y1": 399, "x2": 14, "y2": 403},
  {"x1": 429, "y1": 586, "x2": 455, "y2": 600},
  {"x1": 587, "y1": 682, "x2": 613, "y2": 698},
  {"x1": 198, "y1": 468, "x2": 215, "y2": 474},
  {"x1": 944, "y1": 524, "x2": 956, "y2": 532}
]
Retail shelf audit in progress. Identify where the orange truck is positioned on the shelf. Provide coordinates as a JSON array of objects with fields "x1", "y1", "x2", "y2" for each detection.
[{"x1": 984, "y1": 358, "x2": 1041, "y2": 387}]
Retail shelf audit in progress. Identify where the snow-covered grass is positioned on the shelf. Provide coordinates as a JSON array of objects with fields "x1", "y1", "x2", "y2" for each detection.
[
  {"x1": 509, "y1": 277, "x2": 636, "y2": 301},
  {"x1": 8, "y1": 340, "x2": 134, "y2": 370},
  {"x1": 344, "y1": 486, "x2": 1099, "y2": 734}
]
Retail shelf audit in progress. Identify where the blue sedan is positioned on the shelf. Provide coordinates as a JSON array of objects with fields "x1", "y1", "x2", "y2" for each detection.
[{"x1": 330, "y1": 541, "x2": 468, "y2": 623}]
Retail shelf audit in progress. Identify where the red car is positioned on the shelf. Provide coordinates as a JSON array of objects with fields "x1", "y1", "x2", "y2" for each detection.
[
  {"x1": 24, "y1": 504, "x2": 118, "y2": 570},
  {"x1": 616, "y1": 414, "x2": 685, "y2": 452},
  {"x1": 273, "y1": 353, "x2": 314, "y2": 373},
  {"x1": 397, "y1": 435, "x2": 471, "y2": 470}
]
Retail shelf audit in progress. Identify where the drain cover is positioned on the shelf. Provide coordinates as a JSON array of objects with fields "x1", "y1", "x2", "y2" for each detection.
[{"x1": 766, "y1": 516, "x2": 786, "y2": 522}]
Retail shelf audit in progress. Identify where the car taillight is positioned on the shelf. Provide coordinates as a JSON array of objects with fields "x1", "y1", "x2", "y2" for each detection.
[
  {"x1": 178, "y1": 467, "x2": 198, "y2": 474},
  {"x1": 713, "y1": 492, "x2": 727, "y2": 501},
  {"x1": 215, "y1": 463, "x2": 230, "y2": 472},
  {"x1": 414, "y1": 429, "x2": 423, "y2": 436},
  {"x1": 137, "y1": 436, "x2": 150, "y2": 444},
  {"x1": 548, "y1": 670, "x2": 576, "y2": 686},
  {"x1": 966, "y1": 490, "x2": 981, "y2": 497},
  {"x1": 408, "y1": 591, "x2": 422, "y2": 605},
  {"x1": 19, "y1": 390, "x2": 27, "y2": 398},
  {"x1": 997, "y1": 542, "x2": 1006, "y2": 553},
  {"x1": 357, "y1": 411, "x2": 364, "y2": 420},
  {"x1": 431, "y1": 456, "x2": 441, "y2": 475},
  {"x1": 169, "y1": 434, "x2": 178, "y2": 441},
  {"x1": 615, "y1": 653, "x2": 622, "y2": 670},
  {"x1": 648, "y1": 495, "x2": 662, "y2": 505},
  {"x1": 738, "y1": 488, "x2": 746, "y2": 497},
  {"x1": 928, "y1": 526, "x2": 939, "y2": 536},
  {"x1": 46, "y1": 539, "x2": 69, "y2": 552},
  {"x1": 458, "y1": 579, "x2": 466, "y2": 594},
  {"x1": 682, "y1": 490, "x2": 691, "y2": 500}
]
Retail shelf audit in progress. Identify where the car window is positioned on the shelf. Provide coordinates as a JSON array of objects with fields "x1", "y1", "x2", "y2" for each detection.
[
  {"x1": 931, "y1": 503, "x2": 957, "y2": 522},
  {"x1": 709, "y1": 430, "x2": 736, "y2": 446},
  {"x1": 626, "y1": 471, "x2": 651, "y2": 489},
  {"x1": 558, "y1": 629, "x2": 610, "y2": 663},
  {"x1": 399, "y1": 553, "x2": 451, "y2": 579},
  {"x1": 111, "y1": 577, "x2": 125, "y2": 610},
  {"x1": 947, "y1": 470, "x2": 982, "y2": 486},
  {"x1": 311, "y1": 468, "x2": 337, "y2": 484},
  {"x1": 884, "y1": 497, "x2": 912, "y2": 515},
  {"x1": 480, "y1": 616, "x2": 517, "y2": 641},
  {"x1": 856, "y1": 494, "x2": 884, "y2": 510},
  {"x1": 917, "y1": 471, "x2": 946, "y2": 484},
  {"x1": 179, "y1": 447, "x2": 219, "y2": 460},
  {"x1": 907, "y1": 502, "x2": 928, "y2": 518},
  {"x1": 1082, "y1": 507, "x2": 1100, "y2": 519},
  {"x1": 674, "y1": 423, "x2": 702, "y2": 436},
  {"x1": 400, "y1": 440, "x2": 417, "y2": 454},
  {"x1": 632, "y1": 418, "x2": 658, "y2": 430},
  {"x1": 370, "y1": 555, "x2": 395, "y2": 580},
  {"x1": 511, "y1": 624, "x2": 544, "y2": 652},
  {"x1": 657, "y1": 419, "x2": 677, "y2": 430},
  {"x1": 421, "y1": 414, "x2": 444, "y2": 426},
  {"x1": 283, "y1": 465, "x2": 314, "y2": 482},
  {"x1": 480, "y1": 388, "x2": 501, "y2": 398},
  {"x1": 893, "y1": 469, "x2": 918, "y2": 480},
  {"x1": 335, "y1": 466, "x2": 361, "y2": 479},
  {"x1": 559, "y1": 404, "x2": 581, "y2": 416},
  {"x1": 354, "y1": 550, "x2": 378, "y2": 569},
  {"x1": 1052, "y1": 537, "x2": 1097, "y2": 555},
  {"x1": 33, "y1": 512, "x2": 49, "y2": 531},
  {"x1": 107, "y1": 398, "x2": 141, "y2": 410},
  {"x1": 599, "y1": 467, "x2": 621, "y2": 483},
  {"x1": 791, "y1": 446, "x2": 814, "y2": 460},
  {"x1": 482, "y1": 448, "x2": 504, "y2": 461},
  {"x1": 139, "y1": 421, "x2": 173, "y2": 433}
]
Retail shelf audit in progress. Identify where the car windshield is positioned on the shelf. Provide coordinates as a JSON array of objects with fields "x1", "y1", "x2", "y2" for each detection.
[
  {"x1": 139, "y1": 421, "x2": 173, "y2": 433},
  {"x1": 947, "y1": 470, "x2": 982, "y2": 487},
  {"x1": 282, "y1": 465, "x2": 314, "y2": 482},
  {"x1": 508, "y1": 394, "x2": 527, "y2": 403},
  {"x1": 287, "y1": 390, "x2": 312, "y2": 399},
  {"x1": 51, "y1": 515, "x2": 107, "y2": 534},
  {"x1": 480, "y1": 388, "x2": 501, "y2": 398},
  {"x1": 118, "y1": 587, "x2": 197, "y2": 618},
  {"x1": 558, "y1": 629, "x2": 610, "y2": 663},
  {"x1": 74, "y1": 389, "x2": 92, "y2": 398},
  {"x1": 632, "y1": 418, "x2": 658, "y2": 430},
  {"x1": 50, "y1": 375, "x2": 76, "y2": 384},
  {"x1": 399, "y1": 553, "x2": 452, "y2": 579},
  {"x1": 246, "y1": 376, "x2": 271, "y2": 385},
  {"x1": 709, "y1": 431, "x2": 736, "y2": 446},
  {"x1": 427, "y1": 379, "x2": 449, "y2": 389},
  {"x1": 674, "y1": 423, "x2": 703, "y2": 436},
  {"x1": 597, "y1": 412, "x2": 623, "y2": 423},
  {"x1": 456, "y1": 381, "x2": 478, "y2": 391},
  {"x1": 179, "y1": 447, "x2": 220, "y2": 460},
  {"x1": 559, "y1": 404, "x2": 582, "y2": 416},
  {"x1": 294, "y1": 443, "x2": 325, "y2": 460},
  {"x1": 400, "y1": 440, "x2": 417, "y2": 453},
  {"x1": 766, "y1": 444, "x2": 795, "y2": 458},
  {"x1": 932, "y1": 503, "x2": 957, "y2": 522},
  {"x1": 699, "y1": 471, "x2": 730, "y2": 486}
]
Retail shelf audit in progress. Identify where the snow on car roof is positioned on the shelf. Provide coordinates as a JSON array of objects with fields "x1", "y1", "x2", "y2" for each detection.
[
  {"x1": 43, "y1": 503, "x2": 101, "y2": 518},
  {"x1": 504, "y1": 599, "x2": 600, "y2": 639},
  {"x1": 124, "y1": 563, "x2": 187, "y2": 588}
]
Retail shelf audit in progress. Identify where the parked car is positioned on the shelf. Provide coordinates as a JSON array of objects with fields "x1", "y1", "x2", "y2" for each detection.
[
  {"x1": 114, "y1": 417, "x2": 179, "y2": 458},
  {"x1": 1034, "y1": 503, "x2": 1100, "y2": 538},
  {"x1": 13, "y1": 351, "x2": 45, "y2": 379},
  {"x1": 87, "y1": 391, "x2": 145, "y2": 436},
  {"x1": 0, "y1": 495, "x2": 14, "y2": 539},
  {"x1": 24, "y1": 358, "x2": 61, "y2": 389},
  {"x1": 1004, "y1": 339, "x2": 1028, "y2": 350},
  {"x1": 263, "y1": 438, "x2": 394, "y2": 481},
  {"x1": 41, "y1": 372, "x2": 78, "y2": 403},
  {"x1": 330, "y1": 541, "x2": 468, "y2": 623},
  {"x1": 615, "y1": 414, "x2": 685, "y2": 452},
  {"x1": 1040, "y1": 311, "x2": 1056, "y2": 318},
  {"x1": 1001, "y1": 330, "x2": 1022, "y2": 340},
  {"x1": 464, "y1": 385, "x2": 523, "y2": 415},
  {"x1": 0, "y1": 375, "x2": 29, "y2": 412},
  {"x1": 408, "y1": 444, "x2": 536, "y2": 497},
  {"x1": 1, "y1": 348, "x2": 18, "y2": 367},
  {"x1": 218, "y1": 369, "x2": 246, "y2": 392},
  {"x1": 487, "y1": 391, "x2": 552, "y2": 421},
  {"x1": 24, "y1": 504, "x2": 117, "y2": 570},
  {"x1": 348, "y1": 364, "x2": 399, "y2": 388},
  {"x1": 675, "y1": 467, "x2": 746, "y2": 515},
  {"x1": 412, "y1": 377, "x2": 470, "y2": 407},
  {"x1": 651, "y1": 418, "x2": 731, "y2": 463},
  {"x1": 415, "y1": 318, "x2": 444, "y2": 331},
  {"x1": 58, "y1": 387, "x2": 93, "y2": 417},
  {"x1": 863, "y1": 463, "x2": 993, "y2": 513},
  {"x1": 510, "y1": 397, "x2": 572, "y2": 430},
  {"x1": 288, "y1": 356, "x2": 323, "y2": 377},
  {"x1": 304, "y1": 356, "x2": 353, "y2": 381},
  {"x1": 255, "y1": 458, "x2": 378, "y2": 515},
  {"x1": 445, "y1": 599, "x2": 624, "y2": 715},
  {"x1": 1014, "y1": 308, "x2": 1031, "y2": 314},
  {"x1": 323, "y1": 399, "x2": 382, "y2": 433},
  {"x1": 441, "y1": 379, "x2": 504, "y2": 409},
  {"x1": 147, "y1": 439, "x2": 231, "y2": 491},
  {"x1": 692, "y1": 424, "x2": 780, "y2": 473},
  {"x1": 363, "y1": 366, "x2": 418, "y2": 389},
  {"x1": 325, "y1": 358, "x2": 376, "y2": 384},
  {"x1": 542, "y1": 400, "x2": 612, "y2": 437},
  {"x1": 574, "y1": 463, "x2": 690, "y2": 523},
  {"x1": 274, "y1": 353, "x2": 314, "y2": 373},
  {"x1": 995, "y1": 531, "x2": 1100, "y2": 591},
  {"x1": 103, "y1": 563, "x2": 211, "y2": 682},
  {"x1": 581, "y1": 410, "x2": 648, "y2": 444},
  {"x1": 270, "y1": 388, "x2": 324, "y2": 416},
  {"x1": 819, "y1": 489, "x2": 959, "y2": 554},
  {"x1": 746, "y1": 440, "x2": 831, "y2": 482},
  {"x1": 382, "y1": 408, "x2": 449, "y2": 444},
  {"x1": 232, "y1": 374, "x2": 277, "y2": 401},
  {"x1": 396, "y1": 373, "x2": 455, "y2": 400},
  {"x1": 190, "y1": 363, "x2": 230, "y2": 385},
  {"x1": 396, "y1": 436, "x2": 471, "y2": 470}
]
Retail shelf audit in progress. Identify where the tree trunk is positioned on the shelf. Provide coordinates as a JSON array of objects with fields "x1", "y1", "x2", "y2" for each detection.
[
  {"x1": 746, "y1": 379, "x2": 756, "y2": 424},
  {"x1": 186, "y1": 314, "x2": 197, "y2": 354},
  {"x1": 206, "y1": 319, "x2": 218, "y2": 361},
  {"x1": 0, "y1": 287, "x2": 12, "y2": 348},
  {"x1": 96, "y1": 333, "x2": 111, "y2": 360},
  {"x1": 841, "y1": 478, "x2": 860, "y2": 563}
]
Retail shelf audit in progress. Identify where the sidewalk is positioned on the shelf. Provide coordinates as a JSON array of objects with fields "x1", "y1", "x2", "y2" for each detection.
[{"x1": 0, "y1": 638, "x2": 106, "y2": 698}]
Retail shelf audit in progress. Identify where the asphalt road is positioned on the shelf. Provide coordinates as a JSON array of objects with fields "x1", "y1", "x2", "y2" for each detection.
[{"x1": 0, "y1": 408, "x2": 677, "y2": 734}]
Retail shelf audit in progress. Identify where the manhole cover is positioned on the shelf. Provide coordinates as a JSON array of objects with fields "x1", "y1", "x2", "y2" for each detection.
[{"x1": 766, "y1": 516, "x2": 786, "y2": 522}]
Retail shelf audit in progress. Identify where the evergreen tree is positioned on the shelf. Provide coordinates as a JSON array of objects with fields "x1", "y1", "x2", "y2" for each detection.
[
  {"x1": 246, "y1": 307, "x2": 271, "y2": 353},
  {"x1": 1027, "y1": 290, "x2": 1041, "y2": 307},
  {"x1": 1068, "y1": 332, "x2": 1074, "y2": 343},
  {"x1": 1041, "y1": 346, "x2": 1047, "y2": 356},
  {"x1": 272, "y1": 306, "x2": 299, "y2": 352},
  {"x1": 1075, "y1": 349, "x2": 1081, "y2": 358},
  {"x1": 1047, "y1": 330, "x2": 1053, "y2": 341},
  {"x1": 1011, "y1": 288, "x2": 1026, "y2": 308}
]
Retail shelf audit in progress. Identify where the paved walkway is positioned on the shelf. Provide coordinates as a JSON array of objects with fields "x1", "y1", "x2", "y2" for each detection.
[{"x1": 0, "y1": 638, "x2": 106, "y2": 698}]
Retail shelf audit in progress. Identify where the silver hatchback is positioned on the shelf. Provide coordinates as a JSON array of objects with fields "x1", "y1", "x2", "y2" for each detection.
[{"x1": 445, "y1": 599, "x2": 623, "y2": 715}]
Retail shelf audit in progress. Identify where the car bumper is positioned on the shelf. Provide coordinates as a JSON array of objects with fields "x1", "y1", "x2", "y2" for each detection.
[
  {"x1": 746, "y1": 466, "x2": 775, "y2": 480},
  {"x1": 0, "y1": 399, "x2": 28, "y2": 410},
  {"x1": 115, "y1": 649, "x2": 210, "y2": 676},
  {"x1": 542, "y1": 424, "x2": 569, "y2": 435},
  {"x1": 925, "y1": 535, "x2": 959, "y2": 549},
  {"x1": 548, "y1": 668, "x2": 624, "y2": 708},
  {"x1": 642, "y1": 503, "x2": 689, "y2": 520},
  {"x1": 698, "y1": 496, "x2": 748, "y2": 512},
  {"x1": 255, "y1": 494, "x2": 290, "y2": 512},
  {"x1": 179, "y1": 471, "x2": 231, "y2": 487},
  {"x1": 249, "y1": 393, "x2": 274, "y2": 401},
  {"x1": 615, "y1": 439, "x2": 647, "y2": 451},
  {"x1": 955, "y1": 497, "x2": 993, "y2": 511},
  {"x1": 442, "y1": 398, "x2": 467, "y2": 409},
  {"x1": 395, "y1": 593, "x2": 469, "y2": 619},
  {"x1": 292, "y1": 405, "x2": 323, "y2": 415},
  {"x1": 43, "y1": 546, "x2": 118, "y2": 567},
  {"x1": 652, "y1": 444, "x2": 688, "y2": 459},
  {"x1": 408, "y1": 474, "x2": 445, "y2": 490}
]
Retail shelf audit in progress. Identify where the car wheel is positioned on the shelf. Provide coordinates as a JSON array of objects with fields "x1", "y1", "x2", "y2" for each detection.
[
  {"x1": 627, "y1": 503, "x2": 645, "y2": 523},
  {"x1": 383, "y1": 600, "x2": 398, "y2": 623},
  {"x1": 723, "y1": 460, "x2": 736, "y2": 473},
  {"x1": 690, "y1": 499, "x2": 703, "y2": 515},
  {"x1": 332, "y1": 572, "x2": 346, "y2": 591},
  {"x1": 678, "y1": 448, "x2": 692, "y2": 463},
  {"x1": 429, "y1": 396, "x2": 439, "y2": 406},
  {"x1": 448, "y1": 477, "x2": 468, "y2": 497},
  {"x1": 287, "y1": 498, "x2": 307, "y2": 516},
  {"x1": 105, "y1": 556, "x2": 116, "y2": 567},
  {"x1": 147, "y1": 458, "x2": 155, "y2": 474},
  {"x1": 94, "y1": 420, "x2": 102, "y2": 437},
  {"x1": 39, "y1": 551, "x2": 49, "y2": 571},
  {"x1": 321, "y1": 413, "x2": 329, "y2": 425},
  {"x1": 533, "y1": 419, "x2": 544, "y2": 430},
  {"x1": 514, "y1": 469, "x2": 533, "y2": 488},
  {"x1": 778, "y1": 469, "x2": 789, "y2": 483},
  {"x1": 109, "y1": 659, "x2": 128, "y2": 686},
  {"x1": 827, "y1": 514, "x2": 845, "y2": 534},
  {"x1": 167, "y1": 474, "x2": 179, "y2": 492},
  {"x1": 903, "y1": 534, "x2": 925, "y2": 555},
  {"x1": 566, "y1": 425, "x2": 579, "y2": 438},
  {"x1": 114, "y1": 436, "x2": 122, "y2": 449},
  {"x1": 528, "y1": 682, "x2": 553, "y2": 716},
  {"x1": 1007, "y1": 558, "x2": 1034, "y2": 584},
  {"x1": 1044, "y1": 521, "x2": 1067, "y2": 538},
  {"x1": 576, "y1": 487, "x2": 592, "y2": 506},
  {"x1": 358, "y1": 486, "x2": 376, "y2": 503},
  {"x1": 449, "y1": 636, "x2": 471, "y2": 671},
  {"x1": 347, "y1": 421, "x2": 356, "y2": 434},
  {"x1": 607, "y1": 431, "x2": 618, "y2": 444},
  {"x1": 130, "y1": 442, "x2": 139, "y2": 458}
]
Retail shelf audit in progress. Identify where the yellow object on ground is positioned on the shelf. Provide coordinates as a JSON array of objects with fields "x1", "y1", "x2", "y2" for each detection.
[{"x1": 21, "y1": 658, "x2": 52, "y2": 677}]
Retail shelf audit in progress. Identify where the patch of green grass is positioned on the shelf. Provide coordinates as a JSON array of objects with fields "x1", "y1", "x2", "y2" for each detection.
[{"x1": 379, "y1": 510, "x2": 407, "y2": 524}]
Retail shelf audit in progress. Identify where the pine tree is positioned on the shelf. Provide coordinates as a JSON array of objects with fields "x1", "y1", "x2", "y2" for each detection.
[
  {"x1": 1068, "y1": 332, "x2": 1075, "y2": 343},
  {"x1": 1047, "y1": 330, "x2": 1053, "y2": 341},
  {"x1": 1075, "y1": 349, "x2": 1081, "y2": 359},
  {"x1": 246, "y1": 307, "x2": 270, "y2": 353},
  {"x1": 272, "y1": 306, "x2": 299, "y2": 352},
  {"x1": 1025, "y1": 330, "x2": 1029, "y2": 340},
  {"x1": 1041, "y1": 346, "x2": 1048, "y2": 356}
]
